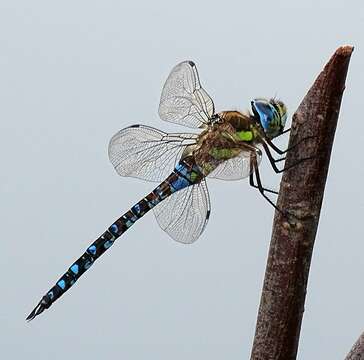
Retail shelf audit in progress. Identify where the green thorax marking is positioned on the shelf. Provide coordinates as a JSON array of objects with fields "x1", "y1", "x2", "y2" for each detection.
[
  {"x1": 201, "y1": 163, "x2": 214, "y2": 175},
  {"x1": 235, "y1": 130, "x2": 253, "y2": 142},
  {"x1": 189, "y1": 170, "x2": 199, "y2": 183},
  {"x1": 208, "y1": 147, "x2": 241, "y2": 160}
]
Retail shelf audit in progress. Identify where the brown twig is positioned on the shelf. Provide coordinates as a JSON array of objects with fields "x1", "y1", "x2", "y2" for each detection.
[
  {"x1": 250, "y1": 46, "x2": 354, "y2": 360},
  {"x1": 345, "y1": 332, "x2": 364, "y2": 359}
]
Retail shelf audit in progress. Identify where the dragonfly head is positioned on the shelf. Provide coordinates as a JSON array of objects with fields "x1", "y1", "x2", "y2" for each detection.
[{"x1": 251, "y1": 98, "x2": 287, "y2": 139}]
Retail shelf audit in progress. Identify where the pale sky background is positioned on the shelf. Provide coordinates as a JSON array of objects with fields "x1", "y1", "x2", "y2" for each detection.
[{"x1": 1, "y1": 1, "x2": 363, "y2": 359}]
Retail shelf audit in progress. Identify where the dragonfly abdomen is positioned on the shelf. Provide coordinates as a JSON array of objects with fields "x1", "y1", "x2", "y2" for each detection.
[{"x1": 26, "y1": 158, "x2": 204, "y2": 321}]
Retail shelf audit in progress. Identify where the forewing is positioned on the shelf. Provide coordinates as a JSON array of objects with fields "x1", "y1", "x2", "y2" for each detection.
[
  {"x1": 108, "y1": 125, "x2": 197, "y2": 182},
  {"x1": 154, "y1": 179, "x2": 210, "y2": 244},
  {"x1": 159, "y1": 61, "x2": 215, "y2": 129},
  {"x1": 208, "y1": 149, "x2": 262, "y2": 181}
]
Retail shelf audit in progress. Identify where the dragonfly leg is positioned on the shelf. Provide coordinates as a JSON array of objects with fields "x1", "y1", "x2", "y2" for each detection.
[
  {"x1": 265, "y1": 135, "x2": 316, "y2": 155},
  {"x1": 250, "y1": 154, "x2": 285, "y2": 214},
  {"x1": 249, "y1": 172, "x2": 279, "y2": 195},
  {"x1": 262, "y1": 142, "x2": 315, "y2": 174},
  {"x1": 274, "y1": 156, "x2": 286, "y2": 163}
]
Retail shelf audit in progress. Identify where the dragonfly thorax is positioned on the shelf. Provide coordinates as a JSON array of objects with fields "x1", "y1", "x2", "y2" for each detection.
[
  {"x1": 191, "y1": 119, "x2": 256, "y2": 176},
  {"x1": 218, "y1": 110, "x2": 252, "y2": 132}
]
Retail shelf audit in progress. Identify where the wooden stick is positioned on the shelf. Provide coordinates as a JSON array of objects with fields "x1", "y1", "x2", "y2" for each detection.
[
  {"x1": 250, "y1": 46, "x2": 354, "y2": 360},
  {"x1": 345, "y1": 332, "x2": 364, "y2": 359}
]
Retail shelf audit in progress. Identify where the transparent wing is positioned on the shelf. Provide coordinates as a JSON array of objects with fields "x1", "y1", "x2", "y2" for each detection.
[
  {"x1": 208, "y1": 149, "x2": 262, "y2": 181},
  {"x1": 108, "y1": 125, "x2": 197, "y2": 182},
  {"x1": 154, "y1": 179, "x2": 211, "y2": 244},
  {"x1": 158, "y1": 61, "x2": 215, "y2": 129}
]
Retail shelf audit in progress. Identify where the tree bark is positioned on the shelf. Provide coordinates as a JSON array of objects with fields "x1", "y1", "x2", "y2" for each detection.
[
  {"x1": 250, "y1": 46, "x2": 353, "y2": 360},
  {"x1": 345, "y1": 332, "x2": 364, "y2": 360}
]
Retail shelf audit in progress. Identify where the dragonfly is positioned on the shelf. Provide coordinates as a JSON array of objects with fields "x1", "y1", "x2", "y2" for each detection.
[{"x1": 27, "y1": 60, "x2": 303, "y2": 321}]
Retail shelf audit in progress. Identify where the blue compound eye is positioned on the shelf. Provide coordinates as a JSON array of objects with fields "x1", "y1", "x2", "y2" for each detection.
[{"x1": 251, "y1": 99, "x2": 274, "y2": 130}]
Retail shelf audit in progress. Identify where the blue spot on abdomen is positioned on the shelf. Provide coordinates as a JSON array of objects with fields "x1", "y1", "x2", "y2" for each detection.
[
  {"x1": 170, "y1": 176, "x2": 189, "y2": 191},
  {"x1": 57, "y1": 280, "x2": 66, "y2": 290},
  {"x1": 104, "y1": 240, "x2": 114, "y2": 249},
  {"x1": 110, "y1": 224, "x2": 118, "y2": 234},
  {"x1": 175, "y1": 163, "x2": 189, "y2": 177},
  {"x1": 88, "y1": 245, "x2": 97, "y2": 256},
  {"x1": 70, "y1": 264, "x2": 79, "y2": 275},
  {"x1": 132, "y1": 204, "x2": 141, "y2": 214}
]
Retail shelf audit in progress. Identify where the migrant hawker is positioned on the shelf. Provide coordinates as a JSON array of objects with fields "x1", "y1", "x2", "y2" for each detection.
[{"x1": 27, "y1": 61, "x2": 298, "y2": 321}]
